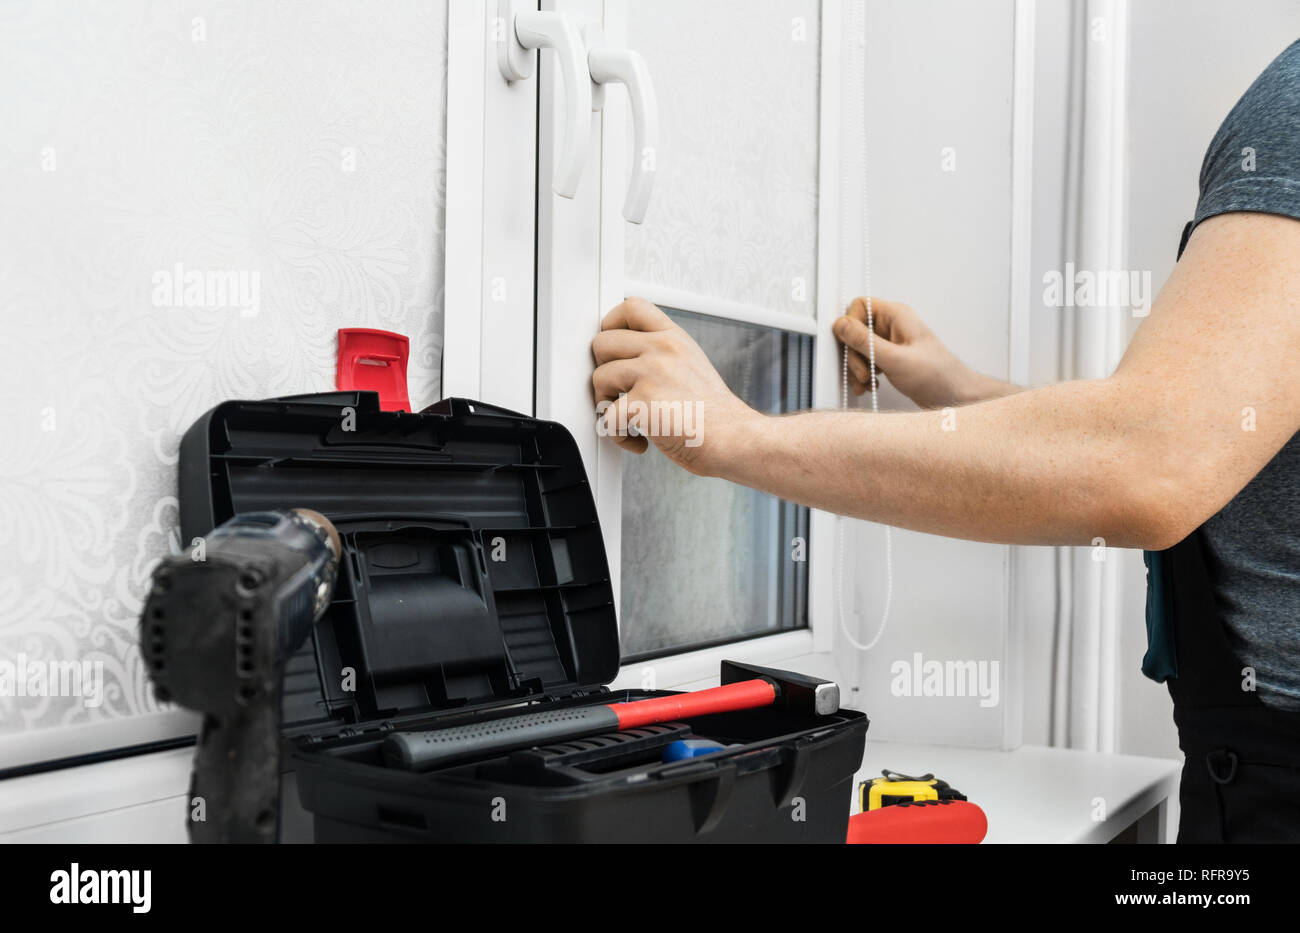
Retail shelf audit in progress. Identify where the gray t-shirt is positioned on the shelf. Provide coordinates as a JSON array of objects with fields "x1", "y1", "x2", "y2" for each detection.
[{"x1": 1190, "y1": 39, "x2": 1300, "y2": 709}]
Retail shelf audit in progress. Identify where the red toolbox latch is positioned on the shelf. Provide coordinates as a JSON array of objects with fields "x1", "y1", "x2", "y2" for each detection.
[{"x1": 336, "y1": 328, "x2": 411, "y2": 412}]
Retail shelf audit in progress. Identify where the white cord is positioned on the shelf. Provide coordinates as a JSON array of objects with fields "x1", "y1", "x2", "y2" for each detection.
[{"x1": 836, "y1": 2, "x2": 892, "y2": 652}]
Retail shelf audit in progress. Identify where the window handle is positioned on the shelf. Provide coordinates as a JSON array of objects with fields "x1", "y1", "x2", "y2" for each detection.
[
  {"x1": 498, "y1": 1, "x2": 592, "y2": 199},
  {"x1": 585, "y1": 24, "x2": 659, "y2": 224}
]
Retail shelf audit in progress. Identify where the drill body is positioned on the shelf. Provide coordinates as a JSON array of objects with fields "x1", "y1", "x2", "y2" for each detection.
[{"x1": 141, "y1": 509, "x2": 339, "y2": 844}]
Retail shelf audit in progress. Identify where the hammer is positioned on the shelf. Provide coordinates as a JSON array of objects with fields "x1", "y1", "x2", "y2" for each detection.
[{"x1": 383, "y1": 660, "x2": 840, "y2": 772}]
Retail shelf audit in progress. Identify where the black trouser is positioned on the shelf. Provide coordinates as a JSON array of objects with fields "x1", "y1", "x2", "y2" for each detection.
[
  {"x1": 1175, "y1": 707, "x2": 1300, "y2": 843},
  {"x1": 1162, "y1": 531, "x2": 1300, "y2": 843}
]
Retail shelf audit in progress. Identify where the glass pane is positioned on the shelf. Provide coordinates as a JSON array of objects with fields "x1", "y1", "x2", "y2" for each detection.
[
  {"x1": 0, "y1": 1, "x2": 449, "y2": 766},
  {"x1": 625, "y1": 0, "x2": 821, "y2": 317},
  {"x1": 619, "y1": 309, "x2": 812, "y2": 659}
]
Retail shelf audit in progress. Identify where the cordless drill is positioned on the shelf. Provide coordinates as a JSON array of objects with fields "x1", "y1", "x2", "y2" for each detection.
[{"x1": 140, "y1": 509, "x2": 341, "y2": 844}]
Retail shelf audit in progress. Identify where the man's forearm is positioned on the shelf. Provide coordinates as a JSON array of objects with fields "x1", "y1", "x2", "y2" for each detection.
[
  {"x1": 714, "y1": 377, "x2": 1181, "y2": 549},
  {"x1": 954, "y1": 369, "x2": 1024, "y2": 405}
]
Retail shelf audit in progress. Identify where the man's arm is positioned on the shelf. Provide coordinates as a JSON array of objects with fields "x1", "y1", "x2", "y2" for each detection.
[{"x1": 591, "y1": 212, "x2": 1300, "y2": 550}]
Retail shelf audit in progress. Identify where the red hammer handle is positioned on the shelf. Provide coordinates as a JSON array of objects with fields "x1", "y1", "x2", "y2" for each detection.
[
  {"x1": 382, "y1": 678, "x2": 782, "y2": 772},
  {"x1": 608, "y1": 678, "x2": 777, "y2": 729}
]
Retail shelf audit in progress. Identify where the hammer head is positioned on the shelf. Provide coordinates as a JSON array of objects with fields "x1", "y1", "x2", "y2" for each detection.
[{"x1": 720, "y1": 660, "x2": 840, "y2": 716}]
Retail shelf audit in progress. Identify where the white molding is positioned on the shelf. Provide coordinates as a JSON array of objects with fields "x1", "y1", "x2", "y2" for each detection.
[
  {"x1": 0, "y1": 748, "x2": 191, "y2": 840},
  {"x1": 0, "y1": 709, "x2": 198, "y2": 775},
  {"x1": 442, "y1": 0, "x2": 488, "y2": 400},
  {"x1": 623, "y1": 280, "x2": 819, "y2": 336},
  {"x1": 1069, "y1": 0, "x2": 1130, "y2": 754},
  {"x1": 595, "y1": 0, "x2": 629, "y2": 618},
  {"x1": 445, "y1": 0, "x2": 539, "y2": 414},
  {"x1": 480, "y1": 2, "x2": 541, "y2": 415},
  {"x1": 1008, "y1": 0, "x2": 1036, "y2": 389},
  {"x1": 810, "y1": 0, "x2": 845, "y2": 654},
  {"x1": 1097, "y1": 0, "x2": 1130, "y2": 756},
  {"x1": 1002, "y1": 0, "x2": 1038, "y2": 751},
  {"x1": 835, "y1": 0, "x2": 869, "y2": 682}
]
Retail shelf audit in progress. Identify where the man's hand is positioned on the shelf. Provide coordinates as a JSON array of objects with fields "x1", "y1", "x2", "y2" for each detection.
[
  {"x1": 833, "y1": 297, "x2": 1019, "y2": 407},
  {"x1": 591, "y1": 298, "x2": 756, "y2": 475}
]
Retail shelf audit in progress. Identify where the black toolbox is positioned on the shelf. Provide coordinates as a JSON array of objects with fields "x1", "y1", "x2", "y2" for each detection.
[{"x1": 179, "y1": 391, "x2": 868, "y2": 843}]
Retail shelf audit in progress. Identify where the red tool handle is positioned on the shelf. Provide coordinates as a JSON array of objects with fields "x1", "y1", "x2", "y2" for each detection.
[
  {"x1": 846, "y1": 800, "x2": 988, "y2": 844},
  {"x1": 608, "y1": 678, "x2": 778, "y2": 729},
  {"x1": 384, "y1": 677, "x2": 781, "y2": 772}
]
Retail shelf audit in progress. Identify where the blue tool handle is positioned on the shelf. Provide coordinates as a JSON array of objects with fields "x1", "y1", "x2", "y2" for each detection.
[{"x1": 662, "y1": 739, "x2": 727, "y2": 762}]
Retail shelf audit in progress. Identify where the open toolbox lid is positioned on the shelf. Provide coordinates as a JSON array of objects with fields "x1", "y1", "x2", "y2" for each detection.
[{"x1": 178, "y1": 391, "x2": 619, "y2": 739}]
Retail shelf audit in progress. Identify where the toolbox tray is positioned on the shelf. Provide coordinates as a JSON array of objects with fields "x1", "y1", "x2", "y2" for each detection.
[{"x1": 179, "y1": 391, "x2": 867, "y2": 843}]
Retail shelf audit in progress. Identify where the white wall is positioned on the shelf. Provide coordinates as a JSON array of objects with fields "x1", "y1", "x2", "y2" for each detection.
[
  {"x1": 1128, "y1": 0, "x2": 1300, "y2": 296},
  {"x1": 0, "y1": 0, "x2": 448, "y2": 767},
  {"x1": 845, "y1": 0, "x2": 1019, "y2": 747}
]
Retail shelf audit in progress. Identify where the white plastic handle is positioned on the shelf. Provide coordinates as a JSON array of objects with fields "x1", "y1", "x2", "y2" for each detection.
[
  {"x1": 499, "y1": 4, "x2": 591, "y2": 199},
  {"x1": 587, "y1": 36, "x2": 659, "y2": 224}
]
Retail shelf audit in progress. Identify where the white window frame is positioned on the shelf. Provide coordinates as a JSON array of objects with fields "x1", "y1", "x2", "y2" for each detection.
[
  {"x1": 534, "y1": 0, "x2": 850, "y2": 691},
  {"x1": 442, "y1": 0, "x2": 540, "y2": 414}
]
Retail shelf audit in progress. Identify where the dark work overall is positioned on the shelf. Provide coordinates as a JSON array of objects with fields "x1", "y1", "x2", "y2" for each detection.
[{"x1": 1142, "y1": 222, "x2": 1300, "y2": 843}]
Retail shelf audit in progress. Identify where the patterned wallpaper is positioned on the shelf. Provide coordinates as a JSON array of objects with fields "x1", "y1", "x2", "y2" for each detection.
[
  {"x1": 0, "y1": 1, "x2": 447, "y2": 747},
  {"x1": 625, "y1": 0, "x2": 821, "y2": 317}
]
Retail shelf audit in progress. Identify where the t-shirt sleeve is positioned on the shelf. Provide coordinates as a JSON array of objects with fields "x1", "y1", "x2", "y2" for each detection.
[{"x1": 1194, "y1": 38, "x2": 1300, "y2": 230}]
